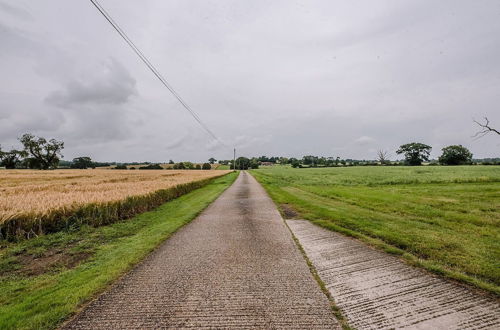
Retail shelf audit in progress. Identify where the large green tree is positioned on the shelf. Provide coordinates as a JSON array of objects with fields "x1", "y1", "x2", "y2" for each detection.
[
  {"x1": 19, "y1": 133, "x2": 64, "y2": 170},
  {"x1": 396, "y1": 143, "x2": 432, "y2": 166},
  {"x1": 438, "y1": 145, "x2": 473, "y2": 165}
]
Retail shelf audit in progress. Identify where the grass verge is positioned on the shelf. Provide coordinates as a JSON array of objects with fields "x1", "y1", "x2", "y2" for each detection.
[
  {"x1": 250, "y1": 166, "x2": 500, "y2": 296},
  {"x1": 0, "y1": 172, "x2": 237, "y2": 329}
]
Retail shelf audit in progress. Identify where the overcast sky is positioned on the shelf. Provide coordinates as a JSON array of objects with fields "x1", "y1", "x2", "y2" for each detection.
[{"x1": 1, "y1": 0, "x2": 499, "y2": 162}]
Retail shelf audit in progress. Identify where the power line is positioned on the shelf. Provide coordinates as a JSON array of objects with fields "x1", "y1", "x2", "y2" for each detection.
[{"x1": 89, "y1": 0, "x2": 221, "y2": 143}]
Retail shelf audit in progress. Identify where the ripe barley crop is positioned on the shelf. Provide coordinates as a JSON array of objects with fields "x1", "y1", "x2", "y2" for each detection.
[{"x1": 0, "y1": 169, "x2": 230, "y2": 240}]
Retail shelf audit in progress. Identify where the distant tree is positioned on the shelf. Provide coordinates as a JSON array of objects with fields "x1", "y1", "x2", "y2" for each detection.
[
  {"x1": 177, "y1": 162, "x2": 186, "y2": 169},
  {"x1": 473, "y1": 117, "x2": 499, "y2": 139},
  {"x1": 183, "y1": 162, "x2": 194, "y2": 170},
  {"x1": 377, "y1": 150, "x2": 390, "y2": 165},
  {"x1": 208, "y1": 157, "x2": 217, "y2": 164},
  {"x1": 302, "y1": 155, "x2": 319, "y2": 167},
  {"x1": 249, "y1": 158, "x2": 259, "y2": 169},
  {"x1": 279, "y1": 157, "x2": 289, "y2": 164},
  {"x1": 71, "y1": 157, "x2": 94, "y2": 169},
  {"x1": 396, "y1": 143, "x2": 432, "y2": 166},
  {"x1": 233, "y1": 157, "x2": 250, "y2": 170},
  {"x1": 19, "y1": 133, "x2": 64, "y2": 169},
  {"x1": 288, "y1": 157, "x2": 300, "y2": 168},
  {"x1": 114, "y1": 164, "x2": 127, "y2": 169},
  {"x1": 139, "y1": 164, "x2": 163, "y2": 170},
  {"x1": 0, "y1": 149, "x2": 27, "y2": 169},
  {"x1": 202, "y1": 163, "x2": 211, "y2": 170},
  {"x1": 168, "y1": 159, "x2": 174, "y2": 164},
  {"x1": 93, "y1": 162, "x2": 111, "y2": 167},
  {"x1": 438, "y1": 145, "x2": 473, "y2": 165}
]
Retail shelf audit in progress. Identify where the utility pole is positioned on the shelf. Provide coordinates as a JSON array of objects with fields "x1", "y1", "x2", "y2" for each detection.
[{"x1": 233, "y1": 148, "x2": 236, "y2": 171}]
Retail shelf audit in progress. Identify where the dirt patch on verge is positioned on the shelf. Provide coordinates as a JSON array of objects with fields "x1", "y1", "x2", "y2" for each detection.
[
  {"x1": 3, "y1": 249, "x2": 92, "y2": 277},
  {"x1": 280, "y1": 203, "x2": 299, "y2": 218}
]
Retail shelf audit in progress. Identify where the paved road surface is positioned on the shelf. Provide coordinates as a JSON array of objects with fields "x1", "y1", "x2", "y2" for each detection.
[
  {"x1": 288, "y1": 220, "x2": 500, "y2": 330},
  {"x1": 65, "y1": 172, "x2": 338, "y2": 329}
]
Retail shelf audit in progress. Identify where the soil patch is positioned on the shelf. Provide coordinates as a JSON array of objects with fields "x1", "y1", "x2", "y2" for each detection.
[
  {"x1": 5, "y1": 249, "x2": 92, "y2": 277},
  {"x1": 280, "y1": 203, "x2": 299, "y2": 218}
]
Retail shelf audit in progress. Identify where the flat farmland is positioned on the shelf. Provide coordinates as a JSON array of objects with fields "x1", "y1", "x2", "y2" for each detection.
[
  {"x1": 251, "y1": 166, "x2": 500, "y2": 294},
  {"x1": 0, "y1": 169, "x2": 230, "y2": 239}
]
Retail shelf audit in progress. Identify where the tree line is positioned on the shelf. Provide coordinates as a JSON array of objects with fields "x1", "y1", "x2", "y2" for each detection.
[
  {"x1": 214, "y1": 143, "x2": 489, "y2": 169},
  {"x1": 1, "y1": 133, "x2": 496, "y2": 170},
  {"x1": 0, "y1": 134, "x2": 217, "y2": 170}
]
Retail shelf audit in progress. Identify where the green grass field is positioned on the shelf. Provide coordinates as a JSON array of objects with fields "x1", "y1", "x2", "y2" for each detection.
[
  {"x1": 251, "y1": 166, "x2": 500, "y2": 294},
  {"x1": 0, "y1": 172, "x2": 237, "y2": 330},
  {"x1": 216, "y1": 164, "x2": 230, "y2": 170}
]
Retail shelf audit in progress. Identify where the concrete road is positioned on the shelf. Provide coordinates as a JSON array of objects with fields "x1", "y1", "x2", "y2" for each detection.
[
  {"x1": 64, "y1": 172, "x2": 339, "y2": 329},
  {"x1": 288, "y1": 220, "x2": 500, "y2": 330}
]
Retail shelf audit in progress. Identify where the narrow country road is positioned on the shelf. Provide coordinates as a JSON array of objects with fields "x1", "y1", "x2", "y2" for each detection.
[{"x1": 64, "y1": 172, "x2": 339, "y2": 329}]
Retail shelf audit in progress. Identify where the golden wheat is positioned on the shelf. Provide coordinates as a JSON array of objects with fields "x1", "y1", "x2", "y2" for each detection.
[{"x1": 0, "y1": 169, "x2": 229, "y2": 224}]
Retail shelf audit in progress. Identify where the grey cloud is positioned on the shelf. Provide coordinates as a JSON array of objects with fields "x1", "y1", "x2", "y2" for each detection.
[
  {"x1": 164, "y1": 133, "x2": 191, "y2": 150},
  {"x1": 0, "y1": 0, "x2": 499, "y2": 162},
  {"x1": 354, "y1": 136, "x2": 376, "y2": 146},
  {"x1": 0, "y1": 22, "x2": 40, "y2": 58},
  {"x1": 0, "y1": 2, "x2": 32, "y2": 20},
  {"x1": 46, "y1": 59, "x2": 137, "y2": 108}
]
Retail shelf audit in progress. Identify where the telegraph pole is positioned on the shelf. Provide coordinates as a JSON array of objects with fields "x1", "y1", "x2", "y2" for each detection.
[{"x1": 233, "y1": 148, "x2": 236, "y2": 171}]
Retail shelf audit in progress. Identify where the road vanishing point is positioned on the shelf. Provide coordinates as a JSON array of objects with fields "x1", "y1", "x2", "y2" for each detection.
[{"x1": 65, "y1": 172, "x2": 499, "y2": 329}]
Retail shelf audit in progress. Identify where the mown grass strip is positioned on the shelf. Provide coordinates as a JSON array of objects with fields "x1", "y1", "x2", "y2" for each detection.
[
  {"x1": 250, "y1": 167, "x2": 500, "y2": 296},
  {"x1": 0, "y1": 174, "x2": 228, "y2": 241},
  {"x1": 0, "y1": 172, "x2": 237, "y2": 330}
]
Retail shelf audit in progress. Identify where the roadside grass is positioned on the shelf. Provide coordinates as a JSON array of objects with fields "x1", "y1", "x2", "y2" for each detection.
[
  {"x1": 250, "y1": 166, "x2": 500, "y2": 295},
  {"x1": 0, "y1": 172, "x2": 237, "y2": 330},
  {"x1": 216, "y1": 164, "x2": 230, "y2": 170}
]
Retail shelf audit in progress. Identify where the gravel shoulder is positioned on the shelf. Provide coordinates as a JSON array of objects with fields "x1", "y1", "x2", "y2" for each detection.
[
  {"x1": 288, "y1": 219, "x2": 500, "y2": 330},
  {"x1": 64, "y1": 172, "x2": 338, "y2": 329}
]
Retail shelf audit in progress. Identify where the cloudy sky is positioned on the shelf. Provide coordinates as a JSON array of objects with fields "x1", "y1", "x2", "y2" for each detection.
[{"x1": 1, "y1": 0, "x2": 499, "y2": 162}]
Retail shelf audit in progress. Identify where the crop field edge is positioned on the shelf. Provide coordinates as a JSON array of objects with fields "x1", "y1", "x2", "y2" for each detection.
[
  {"x1": 249, "y1": 169, "x2": 500, "y2": 296},
  {"x1": 0, "y1": 172, "x2": 238, "y2": 330},
  {"x1": 0, "y1": 172, "x2": 229, "y2": 241}
]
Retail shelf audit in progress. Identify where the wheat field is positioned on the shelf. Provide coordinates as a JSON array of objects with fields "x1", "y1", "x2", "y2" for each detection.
[
  {"x1": 0, "y1": 169, "x2": 230, "y2": 239},
  {"x1": 0, "y1": 169, "x2": 229, "y2": 223}
]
